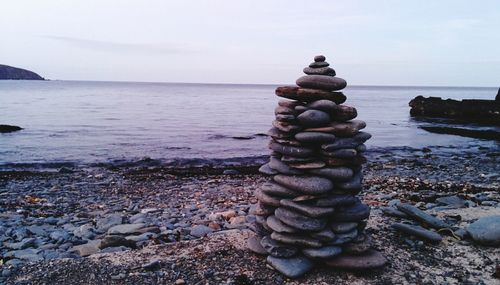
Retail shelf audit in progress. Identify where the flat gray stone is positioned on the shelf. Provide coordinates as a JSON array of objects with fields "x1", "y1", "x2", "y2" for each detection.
[
  {"x1": 336, "y1": 172, "x2": 362, "y2": 191},
  {"x1": 268, "y1": 127, "x2": 293, "y2": 139},
  {"x1": 275, "y1": 207, "x2": 327, "y2": 231},
  {"x1": 189, "y1": 225, "x2": 214, "y2": 237},
  {"x1": 96, "y1": 214, "x2": 123, "y2": 232},
  {"x1": 272, "y1": 120, "x2": 301, "y2": 133},
  {"x1": 322, "y1": 132, "x2": 372, "y2": 151},
  {"x1": 271, "y1": 232, "x2": 322, "y2": 248},
  {"x1": 467, "y1": 215, "x2": 500, "y2": 246},
  {"x1": 247, "y1": 236, "x2": 267, "y2": 255},
  {"x1": 266, "y1": 215, "x2": 298, "y2": 233},
  {"x1": 260, "y1": 235, "x2": 297, "y2": 257},
  {"x1": 268, "y1": 156, "x2": 303, "y2": 175},
  {"x1": 296, "y1": 75, "x2": 347, "y2": 91},
  {"x1": 297, "y1": 110, "x2": 331, "y2": 128},
  {"x1": 273, "y1": 175, "x2": 333, "y2": 195},
  {"x1": 380, "y1": 207, "x2": 408, "y2": 218},
  {"x1": 276, "y1": 114, "x2": 296, "y2": 123},
  {"x1": 325, "y1": 250, "x2": 386, "y2": 269},
  {"x1": 269, "y1": 141, "x2": 314, "y2": 158},
  {"x1": 322, "y1": 149, "x2": 358, "y2": 158},
  {"x1": 280, "y1": 199, "x2": 335, "y2": 218},
  {"x1": 343, "y1": 234, "x2": 372, "y2": 254},
  {"x1": 275, "y1": 86, "x2": 346, "y2": 104},
  {"x1": 4, "y1": 238, "x2": 36, "y2": 250},
  {"x1": 309, "y1": 61, "x2": 329, "y2": 68},
  {"x1": 306, "y1": 99, "x2": 337, "y2": 112},
  {"x1": 310, "y1": 228, "x2": 336, "y2": 241},
  {"x1": 332, "y1": 202, "x2": 370, "y2": 222},
  {"x1": 330, "y1": 229, "x2": 358, "y2": 245},
  {"x1": 305, "y1": 120, "x2": 366, "y2": 137},
  {"x1": 108, "y1": 223, "x2": 146, "y2": 235},
  {"x1": 396, "y1": 203, "x2": 450, "y2": 229},
  {"x1": 303, "y1": 66, "x2": 336, "y2": 76},
  {"x1": 278, "y1": 99, "x2": 302, "y2": 109},
  {"x1": 308, "y1": 167, "x2": 354, "y2": 181},
  {"x1": 267, "y1": 255, "x2": 314, "y2": 279},
  {"x1": 295, "y1": 132, "x2": 336, "y2": 144},
  {"x1": 314, "y1": 194, "x2": 358, "y2": 208},
  {"x1": 288, "y1": 160, "x2": 326, "y2": 170},
  {"x1": 258, "y1": 163, "x2": 278, "y2": 175},
  {"x1": 302, "y1": 245, "x2": 342, "y2": 259},
  {"x1": 331, "y1": 105, "x2": 357, "y2": 121},
  {"x1": 435, "y1": 195, "x2": 466, "y2": 208},
  {"x1": 275, "y1": 106, "x2": 297, "y2": 115},
  {"x1": 330, "y1": 222, "x2": 358, "y2": 234},
  {"x1": 261, "y1": 182, "x2": 299, "y2": 198},
  {"x1": 392, "y1": 223, "x2": 442, "y2": 243},
  {"x1": 255, "y1": 189, "x2": 281, "y2": 207}
]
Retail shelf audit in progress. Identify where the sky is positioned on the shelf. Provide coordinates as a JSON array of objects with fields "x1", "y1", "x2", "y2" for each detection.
[{"x1": 1, "y1": 1, "x2": 499, "y2": 86}]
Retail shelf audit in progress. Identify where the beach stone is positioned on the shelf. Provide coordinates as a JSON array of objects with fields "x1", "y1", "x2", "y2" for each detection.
[
  {"x1": 296, "y1": 75, "x2": 347, "y2": 91},
  {"x1": 330, "y1": 229, "x2": 358, "y2": 245},
  {"x1": 288, "y1": 160, "x2": 325, "y2": 170},
  {"x1": 325, "y1": 250, "x2": 387, "y2": 270},
  {"x1": 322, "y1": 132, "x2": 372, "y2": 151},
  {"x1": 295, "y1": 105, "x2": 308, "y2": 113},
  {"x1": 274, "y1": 174, "x2": 333, "y2": 195},
  {"x1": 273, "y1": 138, "x2": 302, "y2": 146},
  {"x1": 256, "y1": 189, "x2": 281, "y2": 207},
  {"x1": 268, "y1": 156, "x2": 303, "y2": 175},
  {"x1": 266, "y1": 255, "x2": 314, "y2": 279},
  {"x1": 275, "y1": 106, "x2": 297, "y2": 115},
  {"x1": 99, "y1": 235, "x2": 137, "y2": 249},
  {"x1": 322, "y1": 148, "x2": 358, "y2": 158},
  {"x1": 332, "y1": 202, "x2": 370, "y2": 222},
  {"x1": 380, "y1": 207, "x2": 408, "y2": 218},
  {"x1": 297, "y1": 110, "x2": 331, "y2": 128},
  {"x1": 267, "y1": 215, "x2": 298, "y2": 233},
  {"x1": 261, "y1": 182, "x2": 299, "y2": 198},
  {"x1": 435, "y1": 195, "x2": 466, "y2": 208},
  {"x1": 305, "y1": 120, "x2": 366, "y2": 137},
  {"x1": 323, "y1": 156, "x2": 367, "y2": 169},
  {"x1": 314, "y1": 195, "x2": 358, "y2": 208},
  {"x1": 96, "y1": 214, "x2": 123, "y2": 232},
  {"x1": 249, "y1": 201, "x2": 275, "y2": 216},
  {"x1": 280, "y1": 199, "x2": 335, "y2": 218},
  {"x1": 276, "y1": 114, "x2": 296, "y2": 123},
  {"x1": 314, "y1": 55, "x2": 326, "y2": 62},
  {"x1": 275, "y1": 86, "x2": 346, "y2": 104},
  {"x1": 278, "y1": 99, "x2": 302, "y2": 109},
  {"x1": 310, "y1": 228, "x2": 336, "y2": 241},
  {"x1": 467, "y1": 215, "x2": 500, "y2": 246},
  {"x1": 275, "y1": 207, "x2": 327, "y2": 231},
  {"x1": 396, "y1": 203, "x2": 450, "y2": 230},
  {"x1": 308, "y1": 167, "x2": 353, "y2": 181},
  {"x1": 295, "y1": 132, "x2": 336, "y2": 144},
  {"x1": 71, "y1": 240, "x2": 101, "y2": 257},
  {"x1": 331, "y1": 105, "x2": 358, "y2": 121},
  {"x1": 392, "y1": 223, "x2": 442, "y2": 243},
  {"x1": 258, "y1": 163, "x2": 278, "y2": 175},
  {"x1": 331, "y1": 222, "x2": 358, "y2": 234},
  {"x1": 343, "y1": 234, "x2": 372, "y2": 254},
  {"x1": 247, "y1": 236, "x2": 267, "y2": 255},
  {"x1": 108, "y1": 223, "x2": 146, "y2": 235},
  {"x1": 269, "y1": 141, "x2": 314, "y2": 158},
  {"x1": 281, "y1": 155, "x2": 315, "y2": 163},
  {"x1": 272, "y1": 120, "x2": 301, "y2": 133},
  {"x1": 306, "y1": 100, "x2": 337, "y2": 112},
  {"x1": 336, "y1": 172, "x2": 362, "y2": 191},
  {"x1": 4, "y1": 238, "x2": 36, "y2": 250},
  {"x1": 309, "y1": 61, "x2": 329, "y2": 68},
  {"x1": 303, "y1": 66, "x2": 336, "y2": 76},
  {"x1": 302, "y1": 245, "x2": 342, "y2": 259},
  {"x1": 260, "y1": 235, "x2": 297, "y2": 257},
  {"x1": 271, "y1": 232, "x2": 322, "y2": 248},
  {"x1": 190, "y1": 225, "x2": 213, "y2": 237},
  {"x1": 268, "y1": 127, "x2": 293, "y2": 139}
]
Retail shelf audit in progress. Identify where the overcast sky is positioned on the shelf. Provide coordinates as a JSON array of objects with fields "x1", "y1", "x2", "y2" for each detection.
[{"x1": 1, "y1": 1, "x2": 499, "y2": 86}]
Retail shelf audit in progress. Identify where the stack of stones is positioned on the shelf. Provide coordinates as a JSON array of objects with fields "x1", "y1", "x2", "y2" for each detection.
[{"x1": 248, "y1": 55, "x2": 386, "y2": 278}]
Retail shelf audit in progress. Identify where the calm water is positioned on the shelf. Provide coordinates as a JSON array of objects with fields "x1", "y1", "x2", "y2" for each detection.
[{"x1": 0, "y1": 80, "x2": 498, "y2": 168}]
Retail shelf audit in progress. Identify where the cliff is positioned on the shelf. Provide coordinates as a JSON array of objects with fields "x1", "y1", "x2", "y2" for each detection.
[{"x1": 0, "y1": 64, "x2": 44, "y2": 80}]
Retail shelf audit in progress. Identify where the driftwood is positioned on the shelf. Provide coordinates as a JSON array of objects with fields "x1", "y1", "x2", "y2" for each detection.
[{"x1": 409, "y1": 96, "x2": 500, "y2": 125}]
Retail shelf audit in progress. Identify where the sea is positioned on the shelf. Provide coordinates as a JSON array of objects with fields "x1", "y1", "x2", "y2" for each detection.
[{"x1": 0, "y1": 80, "x2": 498, "y2": 170}]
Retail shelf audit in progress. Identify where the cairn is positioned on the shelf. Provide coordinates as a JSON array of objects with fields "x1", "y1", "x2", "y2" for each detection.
[{"x1": 248, "y1": 55, "x2": 386, "y2": 278}]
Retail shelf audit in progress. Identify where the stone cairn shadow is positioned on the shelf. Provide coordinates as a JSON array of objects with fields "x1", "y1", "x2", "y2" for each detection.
[{"x1": 247, "y1": 55, "x2": 387, "y2": 278}]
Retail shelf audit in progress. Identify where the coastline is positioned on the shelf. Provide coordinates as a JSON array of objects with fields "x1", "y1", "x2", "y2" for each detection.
[{"x1": 1, "y1": 146, "x2": 499, "y2": 284}]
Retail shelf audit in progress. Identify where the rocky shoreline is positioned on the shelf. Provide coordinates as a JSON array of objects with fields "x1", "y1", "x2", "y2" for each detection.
[{"x1": 0, "y1": 145, "x2": 499, "y2": 284}]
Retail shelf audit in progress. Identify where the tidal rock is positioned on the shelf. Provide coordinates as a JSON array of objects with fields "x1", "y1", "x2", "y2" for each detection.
[
  {"x1": 0, "y1": 125, "x2": 23, "y2": 133},
  {"x1": 275, "y1": 207, "x2": 327, "y2": 231},
  {"x1": 309, "y1": 61, "x2": 329, "y2": 68},
  {"x1": 261, "y1": 182, "x2": 299, "y2": 198},
  {"x1": 247, "y1": 236, "x2": 267, "y2": 255},
  {"x1": 305, "y1": 120, "x2": 366, "y2": 137},
  {"x1": 269, "y1": 141, "x2": 314, "y2": 158},
  {"x1": 308, "y1": 167, "x2": 353, "y2": 181},
  {"x1": 331, "y1": 105, "x2": 358, "y2": 121},
  {"x1": 295, "y1": 132, "x2": 336, "y2": 144},
  {"x1": 314, "y1": 195, "x2": 358, "y2": 207},
  {"x1": 396, "y1": 203, "x2": 450, "y2": 230},
  {"x1": 330, "y1": 222, "x2": 358, "y2": 234},
  {"x1": 266, "y1": 255, "x2": 314, "y2": 279},
  {"x1": 467, "y1": 215, "x2": 500, "y2": 246},
  {"x1": 274, "y1": 174, "x2": 333, "y2": 195},
  {"x1": 296, "y1": 75, "x2": 347, "y2": 91},
  {"x1": 391, "y1": 223, "x2": 442, "y2": 243},
  {"x1": 322, "y1": 132, "x2": 372, "y2": 151},
  {"x1": 332, "y1": 202, "x2": 370, "y2": 222},
  {"x1": 259, "y1": 163, "x2": 278, "y2": 175},
  {"x1": 280, "y1": 199, "x2": 335, "y2": 218},
  {"x1": 297, "y1": 110, "x2": 331, "y2": 128},
  {"x1": 267, "y1": 215, "x2": 298, "y2": 233},
  {"x1": 255, "y1": 189, "x2": 281, "y2": 207},
  {"x1": 275, "y1": 86, "x2": 346, "y2": 104},
  {"x1": 325, "y1": 250, "x2": 386, "y2": 270},
  {"x1": 303, "y1": 66, "x2": 336, "y2": 76},
  {"x1": 268, "y1": 156, "x2": 303, "y2": 175},
  {"x1": 260, "y1": 235, "x2": 297, "y2": 257},
  {"x1": 271, "y1": 232, "x2": 322, "y2": 248},
  {"x1": 302, "y1": 245, "x2": 342, "y2": 259},
  {"x1": 322, "y1": 149, "x2": 357, "y2": 158},
  {"x1": 272, "y1": 120, "x2": 301, "y2": 133}
]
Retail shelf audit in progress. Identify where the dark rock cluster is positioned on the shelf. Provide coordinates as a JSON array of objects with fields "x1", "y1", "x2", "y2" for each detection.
[
  {"x1": 0, "y1": 64, "x2": 44, "y2": 80},
  {"x1": 248, "y1": 55, "x2": 386, "y2": 278}
]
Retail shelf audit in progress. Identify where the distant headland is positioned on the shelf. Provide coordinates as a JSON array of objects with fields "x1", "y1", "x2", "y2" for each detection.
[{"x1": 0, "y1": 64, "x2": 44, "y2": 80}]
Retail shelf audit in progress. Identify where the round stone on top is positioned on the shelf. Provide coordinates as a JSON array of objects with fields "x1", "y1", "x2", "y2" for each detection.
[{"x1": 314, "y1": 55, "x2": 326, "y2": 62}]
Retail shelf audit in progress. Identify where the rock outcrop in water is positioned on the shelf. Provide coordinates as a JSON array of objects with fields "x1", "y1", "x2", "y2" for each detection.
[
  {"x1": 0, "y1": 125, "x2": 23, "y2": 133},
  {"x1": 409, "y1": 95, "x2": 500, "y2": 125},
  {"x1": 0, "y1": 64, "x2": 44, "y2": 80},
  {"x1": 249, "y1": 55, "x2": 386, "y2": 278}
]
